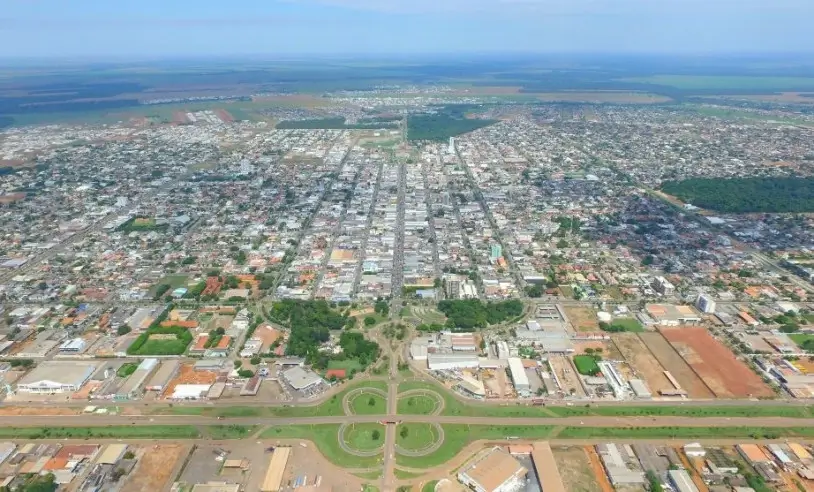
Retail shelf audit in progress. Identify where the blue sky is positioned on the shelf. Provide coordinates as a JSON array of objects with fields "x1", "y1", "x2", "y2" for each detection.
[{"x1": 1, "y1": 0, "x2": 813, "y2": 57}]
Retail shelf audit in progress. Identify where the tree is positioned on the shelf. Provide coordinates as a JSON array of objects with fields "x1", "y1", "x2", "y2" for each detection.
[
  {"x1": 368, "y1": 397, "x2": 376, "y2": 406},
  {"x1": 364, "y1": 317, "x2": 377, "y2": 327},
  {"x1": 250, "y1": 356, "x2": 262, "y2": 365},
  {"x1": 233, "y1": 360, "x2": 243, "y2": 368},
  {"x1": 237, "y1": 369, "x2": 255, "y2": 378},
  {"x1": 400, "y1": 426, "x2": 409, "y2": 438},
  {"x1": 372, "y1": 429, "x2": 381, "y2": 441},
  {"x1": 116, "y1": 325, "x2": 132, "y2": 336}
]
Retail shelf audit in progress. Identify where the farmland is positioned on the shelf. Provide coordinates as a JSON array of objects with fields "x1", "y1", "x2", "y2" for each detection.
[
  {"x1": 639, "y1": 332, "x2": 714, "y2": 399},
  {"x1": 661, "y1": 326, "x2": 774, "y2": 398}
]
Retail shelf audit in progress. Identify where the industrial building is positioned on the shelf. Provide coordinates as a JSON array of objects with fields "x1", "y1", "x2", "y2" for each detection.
[
  {"x1": 507, "y1": 358, "x2": 530, "y2": 397},
  {"x1": 261, "y1": 447, "x2": 291, "y2": 492},
  {"x1": 427, "y1": 353, "x2": 479, "y2": 371},
  {"x1": 595, "y1": 444, "x2": 646, "y2": 485},
  {"x1": 458, "y1": 447, "x2": 528, "y2": 492},
  {"x1": 146, "y1": 360, "x2": 181, "y2": 392},
  {"x1": 668, "y1": 469, "x2": 699, "y2": 492},
  {"x1": 531, "y1": 442, "x2": 565, "y2": 492},
  {"x1": 115, "y1": 358, "x2": 158, "y2": 401},
  {"x1": 282, "y1": 366, "x2": 323, "y2": 391},
  {"x1": 16, "y1": 361, "x2": 98, "y2": 394}
]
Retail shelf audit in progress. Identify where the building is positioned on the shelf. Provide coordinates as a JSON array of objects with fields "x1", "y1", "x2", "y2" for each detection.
[
  {"x1": 490, "y1": 244, "x2": 503, "y2": 261},
  {"x1": 115, "y1": 358, "x2": 158, "y2": 401},
  {"x1": 696, "y1": 294, "x2": 716, "y2": 314},
  {"x1": 652, "y1": 276, "x2": 675, "y2": 295},
  {"x1": 16, "y1": 361, "x2": 97, "y2": 394},
  {"x1": 644, "y1": 304, "x2": 702, "y2": 326},
  {"x1": 145, "y1": 360, "x2": 180, "y2": 392},
  {"x1": 0, "y1": 443, "x2": 16, "y2": 466},
  {"x1": 595, "y1": 444, "x2": 645, "y2": 485},
  {"x1": 282, "y1": 366, "x2": 323, "y2": 391},
  {"x1": 668, "y1": 469, "x2": 698, "y2": 492},
  {"x1": 531, "y1": 442, "x2": 565, "y2": 492},
  {"x1": 261, "y1": 447, "x2": 291, "y2": 492},
  {"x1": 458, "y1": 448, "x2": 528, "y2": 492},
  {"x1": 191, "y1": 483, "x2": 241, "y2": 492},
  {"x1": 507, "y1": 358, "x2": 530, "y2": 397},
  {"x1": 629, "y1": 379, "x2": 652, "y2": 399},
  {"x1": 427, "y1": 353, "x2": 479, "y2": 371},
  {"x1": 58, "y1": 338, "x2": 86, "y2": 353}
]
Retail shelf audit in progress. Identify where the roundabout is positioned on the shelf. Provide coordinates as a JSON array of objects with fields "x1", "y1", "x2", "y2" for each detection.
[
  {"x1": 342, "y1": 386, "x2": 389, "y2": 416},
  {"x1": 396, "y1": 389, "x2": 445, "y2": 416},
  {"x1": 337, "y1": 423, "x2": 385, "y2": 457}
]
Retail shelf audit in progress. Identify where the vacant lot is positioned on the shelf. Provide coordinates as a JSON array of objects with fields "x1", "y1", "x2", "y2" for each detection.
[
  {"x1": 553, "y1": 446, "x2": 602, "y2": 492},
  {"x1": 612, "y1": 333, "x2": 672, "y2": 395},
  {"x1": 564, "y1": 306, "x2": 599, "y2": 332},
  {"x1": 661, "y1": 327, "x2": 773, "y2": 398},
  {"x1": 122, "y1": 444, "x2": 189, "y2": 492},
  {"x1": 639, "y1": 332, "x2": 714, "y2": 399}
]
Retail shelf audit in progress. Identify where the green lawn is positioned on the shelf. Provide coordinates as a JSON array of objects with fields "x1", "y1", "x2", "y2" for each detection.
[
  {"x1": 350, "y1": 392, "x2": 388, "y2": 415},
  {"x1": 0, "y1": 426, "x2": 201, "y2": 440},
  {"x1": 206, "y1": 425, "x2": 257, "y2": 439},
  {"x1": 422, "y1": 480, "x2": 439, "y2": 492},
  {"x1": 269, "y1": 381, "x2": 388, "y2": 418},
  {"x1": 327, "y1": 359, "x2": 364, "y2": 373},
  {"x1": 397, "y1": 424, "x2": 440, "y2": 452},
  {"x1": 547, "y1": 405, "x2": 814, "y2": 418},
  {"x1": 394, "y1": 469, "x2": 425, "y2": 479},
  {"x1": 609, "y1": 318, "x2": 644, "y2": 332},
  {"x1": 397, "y1": 394, "x2": 441, "y2": 415},
  {"x1": 261, "y1": 425, "x2": 382, "y2": 468},
  {"x1": 555, "y1": 426, "x2": 814, "y2": 440},
  {"x1": 343, "y1": 423, "x2": 385, "y2": 451},
  {"x1": 149, "y1": 275, "x2": 189, "y2": 296},
  {"x1": 396, "y1": 425, "x2": 555, "y2": 469},
  {"x1": 789, "y1": 334, "x2": 814, "y2": 351},
  {"x1": 573, "y1": 355, "x2": 601, "y2": 376},
  {"x1": 116, "y1": 363, "x2": 138, "y2": 378},
  {"x1": 398, "y1": 381, "x2": 556, "y2": 418}
]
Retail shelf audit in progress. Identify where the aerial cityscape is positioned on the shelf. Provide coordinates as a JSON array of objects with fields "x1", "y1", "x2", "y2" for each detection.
[{"x1": 3, "y1": 1, "x2": 814, "y2": 492}]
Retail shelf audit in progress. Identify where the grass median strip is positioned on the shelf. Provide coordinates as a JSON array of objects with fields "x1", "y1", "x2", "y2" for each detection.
[
  {"x1": 205, "y1": 425, "x2": 257, "y2": 439},
  {"x1": 555, "y1": 426, "x2": 814, "y2": 439},
  {"x1": 261, "y1": 424, "x2": 382, "y2": 468},
  {"x1": 0, "y1": 426, "x2": 201, "y2": 440},
  {"x1": 396, "y1": 425, "x2": 556, "y2": 469}
]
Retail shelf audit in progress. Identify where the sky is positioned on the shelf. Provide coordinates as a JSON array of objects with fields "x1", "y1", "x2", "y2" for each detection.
[{"x1": 1, "y1": 0, "x2": 813, "y2": 58}]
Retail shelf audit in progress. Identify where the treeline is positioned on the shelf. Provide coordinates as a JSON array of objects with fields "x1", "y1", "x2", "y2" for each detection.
[
  {"x1": 661, "y1": 177, "x2": 814, "y2": 213},
  {"x1": 267, "y1": 300, "x2": 351, "y2": 358},
  {"x1": 437, "y1": 299, "x2": 524, "y2": 330}
]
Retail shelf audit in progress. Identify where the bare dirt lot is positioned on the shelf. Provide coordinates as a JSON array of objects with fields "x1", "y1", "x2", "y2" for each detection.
[
  {"x1": 549, "y1": 356, "x2": 586, "y2": 398},
  {"x1": 563, "y1": 306, "x2": 599, "y2": 332},
  {"x1": 660, "y1": 327, "x2": 773, "y2": 398},
  {"x1": 122, "y1": 444, "x2": 189, "y2": 492},
  {"x1": 216, "y1": 109, "x2": 234, "y2": 123},
  {"x1": 0, "y1": 406, "x2": 79, "y2": 416},
  {"x1": 612, "y1": 334, "x2": 673, "y2": 395},
  {"x1": 639, "y1": 332, "x2": 714, "y2": 399},
  {"x1": 553, "y1": 446, "x2": 602, "y2": 492}
]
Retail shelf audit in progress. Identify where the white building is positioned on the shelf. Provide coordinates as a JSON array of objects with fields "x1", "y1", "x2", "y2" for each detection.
[
  {"x1": 652, "y1": 276, "x2": 675, "y2": 295},
  {"x1": 427, "y1": 353, "x2": 479, "y2": 371},
  {"x1": 458, "y1": 448, "x2": 527, "y2": 492},
  {"x1": 17, "y1": 361, "x2": 97, "y2": 394},
  {"x1": 507, "y1": 358, "x2": 530, "y2": 397},
  {"x1": 696, "y1": 294, "x2": 716, "y2": 314}
]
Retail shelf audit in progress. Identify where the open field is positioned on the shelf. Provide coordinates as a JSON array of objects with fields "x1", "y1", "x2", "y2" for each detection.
[
  {"x1": 702, "y1": 92, "x2": 814, "y2": 104},
  {"x1": 790, "y1": 334, "x2": 814, "y2": 351},
  {"x1": 661, "y1": 326, "x2": 774, "y2": 398},
  {"x1": 546, "y1": 405, "x2": 814, "y2": 418},
  {"x1": 608, "y1": 318, "x2": 644, "y2": 332},
  {"x1": 398, "y1": 381, "x2": 556, "y2": 418},
  {"x1": 553, "y1": 446, "x2": 602, "y2": 492},
  {"x1": 620, "y1": 75, "x2": 814, "y2": 91},
  {"x1": 639, "y1": 332, "x2": 714, "y2": 398},
  {"x1": 573, "y1": 355, "x2": 601, "y2": 376},
  {"x1": 122, "y1": 444, "x2": 188, "y2": 492},
  {"x1": 564, "y1": 306, "x2": 599, "y2": 332},
  {"x1": 533, "y1": 91, "x2": 671, "y2": 104},
  {"x1": 396, "y1": 424, "x2": 555, "y2": 469},
  {"x1": 612, "y1": 333, "x2": 673, "y2": 395},
  {"x1": 396, "y1": 423, "x2": 441, "y2": 452},
  {"x1": 397, "y1": 393, "x2": 443, "y2": 415},
  {"x1": 206, "y1": 425, "x2": 257, "y2": 439},
  {"x1": 0, "y1": 425, "x2": 200, "y2": 439},
  {"x1": 343, "y1": 423, "x2": 385, "y2": 451},
  {"x1": 261, "y1": 424, "x2": 382, "y2": 468},
  {"x1": 555, "y1": 426, "x2": 814, "y2": 439},
  {"x1": 350, "y1": 393, "x2": 387, "y2": 415}
]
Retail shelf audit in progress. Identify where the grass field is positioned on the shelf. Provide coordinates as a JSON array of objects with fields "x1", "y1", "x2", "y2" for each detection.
[
  {"x1": 0, "y1": 426, "x2": 201, "y2": 440},
  {"x1": 546, "y1": 405, "x2": 814, "y2": 418},
  {"x1": 394, "y1": 469, "x2": 425, "y2": 479},
  {"x1": 396, "y1": 424, "x2": 440, "y2": 452},
  {"x1": 398, "y1": 381, "x2": 556, "y2": 418},
  {"x1": 343, "y1": 423, "x2": 385, "y2": 451},
  {"x1": 573, "y1": 355, "x2": 601, "y2": 376},
  {"x1": 397, "y1": 393, "x2": 442, "y2": 415},
  {"x1": 328, "y1": 359, "x2": 364, "y2": 373},
  {"x1": 116, "y1": 362, "x2": 138, "y2": 378},
  {"x1": 555, "y1": 426, "x2": 814, "y2": 440},
  {"x1": 790, "y1": 334, "x2": 814, "y2": 351},
  {"x1": 396, "y1": 425, "x2": 555, "y2": 469},
  {"x1": 622, "y1": 75, "x2": 814, "y2": 91},
  {"x1": 608, "y1": 318, "x2": 644, "y2": 332},
  {"x1": 422, "y1": 480, "x2": 439, "y2": 492},
  {"x1": 350, "y1": 392, "x2": 388, "y2": 416},
  {"x1": 206, "y1": 425, "x2": 257, "y2": 439},
  {"x1": 261, "y1": 425, "x2": 382, "y2": 468}
]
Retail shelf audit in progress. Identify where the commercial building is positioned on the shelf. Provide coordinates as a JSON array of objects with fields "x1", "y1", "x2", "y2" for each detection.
[
  {"x1": 427, "y1": 353, "x2": 479, "y2": 371},
  {"x1": 458, "y1": 447, "x2": 528, "y2": 492},
  {"x1": 696, "y1": 294, "x2": 716, "y2": 314},
  {"x1": 531, "y1": 442, "x2": 565, "y2": 492},
  {"x1": 115, "y1": 358, "x2": 158, "y2": 401},
  {"x1": 145, "y1": 360, "x2": 180, "y2": 392},
  {"x1": 652, "y1": 276, "x2": 675, "y2": 295},
  {"x1": 16, "y1": 361, "x2": 97, "y2": 394},
  {"x1": 261, "y1": 447, "x2": 291, "y2": 492},
  {"x1": 668, "y1": 469, "x2": 698, "y2": 492},
  {"x1": 507, "y1": 358, "x2": 530, "y2": 397},
  {"x1": 282, "y1": 366, "x2": 323, "y2": 391},
  {"x1": 595, "y1": 444, "x2": 646, "y2": 485},
  {"x1": 644, "y1": 304, "x2": 702, "y2": 326}
]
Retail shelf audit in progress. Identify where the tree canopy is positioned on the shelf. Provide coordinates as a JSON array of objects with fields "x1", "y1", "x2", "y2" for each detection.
[
  {"x1": 268, "y1": 300, "x2": 347, "y2": 358},
  {"x1": 661, "y1": 176, "x2": 814, "y2": 213},
  {"x1": 437, "y1": 299, "x2": 524, "y2": 330}
]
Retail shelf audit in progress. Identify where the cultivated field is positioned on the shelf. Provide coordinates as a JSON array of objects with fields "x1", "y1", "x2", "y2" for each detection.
[
  {"x1": 638, "y1": 332, "x2": 714, "y2": 399},
  {"x1": 564, "y1": 306, "x2": 599, "y2": 332},
  {"x1": 661, "y1": 326, "x2": 774, "y2": 398},
  {"x1": 122, "y1": 444, "x2": 189, "y2": 492},
  {"x1": 533, "y1": 91, "x2": 671, "y2": 104},
  {"x1": 552, "y1": 446, "x2": 603, "y2": 492},
  {"x1": 612, "y1": 333, "x2": 673, "y2": 395}
]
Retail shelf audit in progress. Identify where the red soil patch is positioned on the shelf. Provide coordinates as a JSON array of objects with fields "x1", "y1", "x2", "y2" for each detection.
[
  {"x1": 215, "y1": 109, "x2": 234, "y2": 123},
  {"x1": 172, "y1": 111, "x2": 190, "y2": 124},
  {"x1": 660, "y1": 326, "x2": 773, "y2": 398}
]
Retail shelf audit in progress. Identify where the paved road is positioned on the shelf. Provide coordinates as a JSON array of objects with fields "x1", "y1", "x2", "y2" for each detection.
[{"x1": 2, "y1": 414, "x2": 813, "y2": 428}]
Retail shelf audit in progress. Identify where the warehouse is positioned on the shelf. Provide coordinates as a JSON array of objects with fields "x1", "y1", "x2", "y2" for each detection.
[
  {"x1": 531, "y1": 442, "x2": 565, "y2": 492},
  {"x1": 282, "y1": 366, "x2": 323, "y2": 391},
  {"x1": 261, "y1": 447, "x2": 291, "y2": 492},
  {"x1": 16, "y1": 361, "x2": 97, "y2": 394},
  {"x1": 115, "y1": 358, "x2": 158, "y2": 401},
  {"x1": 668, "y1": 469, "x2": 698, "y2": 492},
  {"x1": 507, "y1": 358, "x2": 530, "y2": 397},
  {"x1": 427, "y1": 353, "x2": 479, "y2": 371},
  {"x1": 145, "y1": 360, "x2": 180, "y2": 392},
  {"x1": 458, "y1": 448, "x2": 528, "y2": 492},
  {"x1": 595, "y1": 444, "x2": 646, "y2": 485}
]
